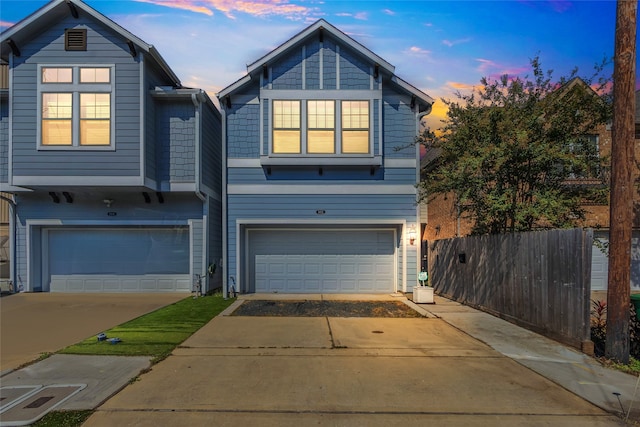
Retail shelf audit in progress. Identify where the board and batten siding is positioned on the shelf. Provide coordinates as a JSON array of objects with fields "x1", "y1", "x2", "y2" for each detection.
[{"x1": 10, "y1": 17, "x2": 143, "y2": 179}]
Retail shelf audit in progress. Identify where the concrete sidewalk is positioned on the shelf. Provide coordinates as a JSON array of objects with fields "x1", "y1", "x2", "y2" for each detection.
[
  {"x1": 80, "y1": 294, "x2": 626, "y2": 426},
  {"x1": 423, "y1": 295, "x2": 640, "y2": 422}
]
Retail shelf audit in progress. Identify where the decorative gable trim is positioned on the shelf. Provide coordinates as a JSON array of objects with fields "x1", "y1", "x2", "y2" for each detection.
[
  {"x1": 246, "y1": 19, "x2": 394, "y2": 77},
  {"x1": 0, "y1": 0, "x2": 180, "y2": 86}
]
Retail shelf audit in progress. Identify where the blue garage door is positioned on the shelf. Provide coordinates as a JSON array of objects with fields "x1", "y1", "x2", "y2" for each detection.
[
  {"x1": 248, "y1": 229, "x2": 395, "y2": 293},
  {"x1": 45, "y1": 227, "x2": 191, "y2": 292}
]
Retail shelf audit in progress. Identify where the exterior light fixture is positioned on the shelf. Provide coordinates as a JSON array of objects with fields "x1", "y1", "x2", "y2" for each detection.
[{"x1": 408, "y1": 226, "x2": 417, "y2": 246}]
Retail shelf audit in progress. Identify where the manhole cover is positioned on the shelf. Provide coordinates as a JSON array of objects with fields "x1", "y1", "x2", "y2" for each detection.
[
  {"x1": 0, "y1": 387, "x2": 41, "y2": 412},
  {"x1": 0, "y1": 384, "x2": 86, "y2": 427}
]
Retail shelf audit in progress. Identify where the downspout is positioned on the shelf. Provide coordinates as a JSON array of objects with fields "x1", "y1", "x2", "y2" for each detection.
[
  {"x1": 221, "y1": 100, "x2": 228, "y2": 299},
  {"x1": 416, "y1": 105, "x2": 432, "y2": 289},
  {"x1": 191, "y1": 92, "x2": 208, "y2": 291}
]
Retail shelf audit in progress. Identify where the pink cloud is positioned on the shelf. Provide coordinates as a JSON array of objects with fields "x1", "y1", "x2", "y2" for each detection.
[
  {"x1": 134, "y1": 0, "x2": 313, "y2": 19},
  {"x1": 406, "y1": 46, "x2": 431, "y2": 56},
  {"x1": 447, "y1": 81, "x2": 475, "y2": 91},
  {"x1": 442, "y1": 37, "x2": 472, "y2": 47},
  {"x1": 335, "y1": 11, "x2": 369, "y2": 20},
  {"x1": 0, "y1": 20, "x2": 14, "y2": 29},
  {"x1": 383, "y1": 9, "x2": 395, "y2": 16},
  {"x1": 135, "y1": 0, "x2": 214, "y2": 15}
]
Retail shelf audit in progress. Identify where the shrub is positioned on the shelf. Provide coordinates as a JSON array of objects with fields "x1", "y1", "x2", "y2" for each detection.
[{"x1": 590, "y1": 299, "x2": 640, "y2": 359}]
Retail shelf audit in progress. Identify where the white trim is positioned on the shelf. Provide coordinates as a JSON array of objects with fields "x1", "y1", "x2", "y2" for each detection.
[
  {"x1": 227, "y1": 158, "x2": 416, "y2": 168},
  {"x1": 188, "y1": 219, "x2": 195, "y2": 281},
  {"x1": 228, "y1": 184, "x2": 416, "y2": 195},
  {"x1": 228, "y1": 159, "x2": 261, "y2": 168},
  {"x1": 8, "y1": 54, "x2": 13, "y2": 186},
  {"x1": 384, "y1": 158, "x2": 417, "y2": 168},
  {"x1": 336, "y1": 45, "x2": 340, "y2": 90},
  {"x1": 139, "y1": 53, "x2": 146, "y2": 183},
  {"x1": 237, "y1": 218, "x2": 406, "y2": 225},
  {"x1": 36, "y1": 64, "x2": 116, "y2": 150},
  {"x1": 260, "y1": 89, "x2": 381, "y2": 99},
  {"x1": 13, "y1": 176, "x2": 143, "y2": 186},
  {"x1": 26, "y1": 219, "x2": 192, "y2": 291},
  {"x1": 259, "y1": 156, "x2": 381, "y2": 166},
  {"x1": 221, "y1": 103, "x2": 228, "y2": 298},
  {"x1": 260, "y1": 97, "x2": 265, "y2": 157}
]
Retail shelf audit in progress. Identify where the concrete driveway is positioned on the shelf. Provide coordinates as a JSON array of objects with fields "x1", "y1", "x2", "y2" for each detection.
[
  {"x1": 83, "y1": 306, "x2": 623, "y2": 426},
  {"x1": 0, "y1": 292, "x2": 186, "y2": 372}
]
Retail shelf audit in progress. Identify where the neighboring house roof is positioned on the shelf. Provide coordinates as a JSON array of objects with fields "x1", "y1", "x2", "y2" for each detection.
[
  {"x1": 0, "y1": 0, "x2": 181, "y2": 86},
  {"x1": 218, "y1": 19, "x2": 434, "y2": 112}
]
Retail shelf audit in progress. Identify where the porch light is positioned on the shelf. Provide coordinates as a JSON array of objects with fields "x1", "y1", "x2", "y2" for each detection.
[{"x1": 408, "y1": 226, "x2": 417, "y2": 246}]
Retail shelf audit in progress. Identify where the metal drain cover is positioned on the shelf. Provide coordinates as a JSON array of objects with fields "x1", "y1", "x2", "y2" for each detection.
[
  {"x1": 0, "y1": 384, "x2": 86, "y2": 427},
  {"x1": 0, "y1": 386, "x2": 42, "y2": 413}
]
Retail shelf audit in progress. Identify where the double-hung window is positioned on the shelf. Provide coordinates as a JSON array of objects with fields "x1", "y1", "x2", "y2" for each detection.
[
  {"x1": 273, "y1": 100, "x2": 301, "y2": 153},
  {"x1": 341, "y1": 100, "x2": 369, "y2": 154},
  {"x1": 308, "y1": 100, "x2": 335, "y2": 153},
  {"x1": 271, "y1": 99, "x2": 370, "y2": 156},
  {"x1": 39, "y1": 65, "x2": 113, "y2": 148}
]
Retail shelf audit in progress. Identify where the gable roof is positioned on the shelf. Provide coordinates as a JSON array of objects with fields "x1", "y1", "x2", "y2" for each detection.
[
  {"x1": 0, "y1": 0, "x2": 180, "y2": 86},
  {"x1": 218, "y1": 19, "x2": 433, "y2": 109}
]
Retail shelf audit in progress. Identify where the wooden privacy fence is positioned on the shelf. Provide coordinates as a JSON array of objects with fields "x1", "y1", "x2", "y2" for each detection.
[{"x1": 428, "y1": 228, "x2": 593, "y2": 350}]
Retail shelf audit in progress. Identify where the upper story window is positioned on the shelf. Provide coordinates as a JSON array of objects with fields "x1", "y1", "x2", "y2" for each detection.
[
  {"x1": 271, "y1": 99, "x2": 370, "y2": 156},
  {"x1": 273, "y1": 100, "x2": 300, "y2": 153},
  {"x1": 341, "y1": 100, "x2": 369, "y2": 154},
  {"x1": 39, "y1": 66, "x2": 113, "y2": 149},
  {"x1": 308, "y1": 100, "x2": 335, "y2": 154}
]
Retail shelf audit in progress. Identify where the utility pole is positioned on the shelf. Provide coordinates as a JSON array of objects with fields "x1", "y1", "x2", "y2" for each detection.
[{"x1": 605, "y1": 0, "x2": 637, "y2": 364}]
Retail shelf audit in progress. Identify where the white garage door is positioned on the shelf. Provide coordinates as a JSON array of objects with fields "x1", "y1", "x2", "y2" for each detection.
[
  {"x1": 592, "y1": 231, "x2": 640, "y2": 291},
  {"x1": 248, "y1": 229, "x2": 395, "y2": 293},
  {"x1": 45, "y1": 227, "x2": 191, "y2": 292}
]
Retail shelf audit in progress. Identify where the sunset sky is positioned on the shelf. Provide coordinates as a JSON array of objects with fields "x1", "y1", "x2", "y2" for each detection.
[{"x1": 1, "y1": 0, "x2": 635, "y2": 129}]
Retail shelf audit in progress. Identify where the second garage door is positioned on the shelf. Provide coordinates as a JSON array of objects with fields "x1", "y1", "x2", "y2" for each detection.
[
  {"x1": 45, "y1": 227, "x2": 191, "y2": 292},
  {"x1": 248, "y1": 229, "x2": 396, "y2": 293}
]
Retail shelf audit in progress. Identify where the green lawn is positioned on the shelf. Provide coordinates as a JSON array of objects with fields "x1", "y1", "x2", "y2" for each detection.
[{"x1": 60, "y1": 294, "x2": 235, "y2": 363}]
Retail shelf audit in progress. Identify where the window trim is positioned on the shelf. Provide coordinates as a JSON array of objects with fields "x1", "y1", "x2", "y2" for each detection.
[
  {"x1": 37, "y1": 64, "x2": 115, "y2": 151},
  {"x1": 266, "y1": 94, "x2": 375, "y2": 161}
]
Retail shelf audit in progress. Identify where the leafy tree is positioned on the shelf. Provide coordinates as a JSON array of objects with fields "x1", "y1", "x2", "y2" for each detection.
[{"x1": 419, "y1": 57, "x2": 612, "y2": 235}]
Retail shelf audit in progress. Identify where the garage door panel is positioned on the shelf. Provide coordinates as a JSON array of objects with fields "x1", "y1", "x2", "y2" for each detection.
[
  {"x1": 250, "y1": 230, "x2": 395, "y2": 293},
  {"x1": 46, "y1": 228, "x2": 190, "y2": 293}
]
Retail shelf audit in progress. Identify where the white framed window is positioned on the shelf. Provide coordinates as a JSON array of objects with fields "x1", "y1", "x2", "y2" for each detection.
[
  {"x1": 38, "y1": 65, "x2": 114, "y2": 149},
  {"x1": 341, "y1": 100, "x2": 369, "y2": 154},
  {"x1": 271, "y1": 98, "x2": 371, "y2": 157},
  {"x1": 307, "y1": 100, "x2": 335, "y2": 154}
]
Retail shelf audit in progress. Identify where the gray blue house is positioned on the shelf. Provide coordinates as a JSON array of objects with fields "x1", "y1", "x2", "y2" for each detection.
[
  {"x1": 0, "y1": 0, "x2": 222, "y2": 293},
  {"x1": 218, "y1": 20, "x2": 433, "y2": 296}
]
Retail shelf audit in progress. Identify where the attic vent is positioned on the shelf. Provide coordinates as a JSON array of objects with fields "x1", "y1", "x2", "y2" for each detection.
[{"x1": 65, "y1": 29, "x2": 87, "y2": 51}]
